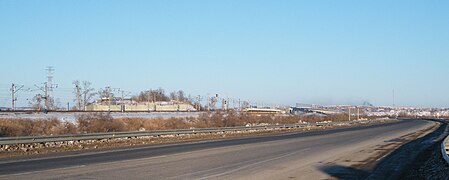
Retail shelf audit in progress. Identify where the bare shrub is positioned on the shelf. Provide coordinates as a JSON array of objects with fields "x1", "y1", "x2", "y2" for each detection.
[
  {"x1": 56, "y1": 121, "x2": 78, "y2": 134},
  {"x1": 29, "y1": 118, "x2": 61, "y2": 135},
  {"x1": 76, "y1": 113, "x2": 124, "y2": 133},
  {"x1": 116, "y1": 118, "x2": 145, "y2": 131},
  {"x1": 0, "y1": 118, "x2": 74, "y2": 137},
  {"x1": 0, "y1": 119, "x2": 30, "y2": 137},
  {"x1": 164, "y1": 118, "x2": 190, "y2": 130}
]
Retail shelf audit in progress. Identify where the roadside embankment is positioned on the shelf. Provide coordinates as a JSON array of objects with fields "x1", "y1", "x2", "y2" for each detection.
[{"x1": 0, "y1": 119, "x2": 395, "y2": 159}]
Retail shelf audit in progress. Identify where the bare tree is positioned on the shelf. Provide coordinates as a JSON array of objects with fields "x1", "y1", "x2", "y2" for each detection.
[
  {"x1": 29, "y1": 94, "x2": 43, "y2": 111},
  {"x1": 82, "y1": 81, "x2": 95, "y2": 111},
  {"x1": 168, "y1": 90, "x2": 188, "y2": 102},
  {"x1": 133, "y1": 90, "x2": 150, "y2": 102},
  {"x1": 131, "y1": 89, "x2": 194, "y2": 103},
  {"x1": 98, "y1": 87, "x2": 114, "y2": 105},
  {"x1": 170, "y1": 91, "x2": 177, "y2": 101},
  {"x1": 132, "y1": 88, "x2": 170, "y2": 102},
  {"x1": 72, "y1": 81, "x2": 95, "y2": 111},
  {"x1": 155, "y1": 88, "x2": 169, "y2": 101},
  {"x1": 177, "y1": 90, "x2": 186, "y2": 102}
]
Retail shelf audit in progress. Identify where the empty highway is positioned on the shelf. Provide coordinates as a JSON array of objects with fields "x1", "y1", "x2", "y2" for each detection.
[{"x1": 0, "y1": 120, "x2": 437, "y2": 180}]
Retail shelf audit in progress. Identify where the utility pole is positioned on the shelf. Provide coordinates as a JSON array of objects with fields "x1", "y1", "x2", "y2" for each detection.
[
  {"x1": 99, "y1": 86, "x2": 113, "y2": 112},
  {"x1": 357, "y1": 107, "x2": 360, "y2": 120},
  {"x1": 74, "y1": 82, "x2": 82, "y2": 110},
  {"x1": 239, "y1": 98, "x2": 242, "y2": 111},
  {"x1": 226, "y1": 96, "x2": 229, "y2": 111},
  {"x1": 206, "y1": 94, "x2": 210, "y2": 111},
  {"x1": 211, "y1": 94, "x2": 218, "y2": 111},
  {"x1": 45, "y1": 82, "x2": 48, "y2": 111},
  {"x1": 222, "y1": 98, "x2": 226, "y2": 111},
  {"x1": 11, "y1": 84, "x2": 16, "y2": 111},
  {"x1": 118, "y1": 90, "x2": 131, "y2": 112},
  {"x1": 121, "y1": 90, "x2": 124, "y2": 112},
  {"x1": 147, "y1": 92, "x2": 151, "y2": 112},
  {"x1": 196, "y1": 95, "x2": 202, "y2": 111},
  {"x1": 393, "y1": 89, "x2": 395, "y2": 108},
  {"x1": 221, "y1": 98, "x2": 228, "y2": 111},
  {"x1": 226, "y1": 94, "x2": 229, "y2": 111},
  {"x1": 77, "y1": 85, "x2": 82, "y2": 110},
  {"x1": 108, "y1": 91, "x2": 111, "y2": 112},
  {"x1": 207, "y1": 93, "x2": 214, "y2": 111},
  {"x1": 348, "y1": 108, "x2": 351, "y2": 121},
  {"x1": 11, "y1": 83, "x2": 25, "y2": 111},
  {"x1": 221, "y1": 94, "x2": 229, "y2": 111},
  {"x1": 11, "y1": 83, "x2": 14, "y2": 111}
]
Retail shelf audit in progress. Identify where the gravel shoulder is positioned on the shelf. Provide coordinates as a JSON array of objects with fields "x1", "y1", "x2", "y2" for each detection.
[
  {"x1": 366, "y1": 119, "x2": 449, "y2": 180},
  {"x1": 399, "y1": 121, "x2": 449, "y2": 179}
]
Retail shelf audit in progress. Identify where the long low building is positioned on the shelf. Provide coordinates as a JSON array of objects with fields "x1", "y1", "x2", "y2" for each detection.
[
  {"x1": 243, "y1": 108, "x2": 283, "y2": 114},
  {"x1": 86, "y1": 102, "x2": 196, "y2": 112}
]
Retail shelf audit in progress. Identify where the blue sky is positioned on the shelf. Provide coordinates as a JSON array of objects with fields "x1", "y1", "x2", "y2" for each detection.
[{"x1": 0, "y1": 1, "x2": 448, "y2": 108}]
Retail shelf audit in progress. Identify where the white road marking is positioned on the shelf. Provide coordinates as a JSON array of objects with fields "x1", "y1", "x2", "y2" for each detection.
[
  {"x1": 197, "y1": 148, "x2": 311, "y2": 180},
  {"x1": 166, "y1": 148, "x2": 311, "y2": 180}
]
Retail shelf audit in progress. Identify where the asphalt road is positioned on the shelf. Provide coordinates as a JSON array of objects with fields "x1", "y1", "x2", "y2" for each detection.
[{"x1": 0, "y1": 120, "x2": 435, "y2": 180}]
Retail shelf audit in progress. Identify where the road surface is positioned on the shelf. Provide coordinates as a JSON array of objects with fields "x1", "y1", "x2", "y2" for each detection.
[{"x1": 0, "y1": 120, "x2": 436, "y2": 179}]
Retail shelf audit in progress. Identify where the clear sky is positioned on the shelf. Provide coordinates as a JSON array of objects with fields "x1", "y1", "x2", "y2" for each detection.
[{"x1": 0, "y1": 1, "x2": 448, "y2": 108}]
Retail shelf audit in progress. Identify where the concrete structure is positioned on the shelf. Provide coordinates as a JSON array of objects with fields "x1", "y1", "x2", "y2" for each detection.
[
  {"x1": 290, "y1": 107, "x2": 343, "y2": 115},
  {"x1": 243, "y1": 108, "x2": 283, "y2": 114},
  {"x1": 86, "y1": 102, "x2": 196, "y2": 112}
]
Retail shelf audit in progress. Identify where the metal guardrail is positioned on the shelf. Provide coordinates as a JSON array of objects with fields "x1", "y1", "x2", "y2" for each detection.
[
  {"x1": 441, "y1": 135, "x2": 449, "y2": 165},
  {"x1": 0, "y1": 124, "x2": 309, "y2": 145},
  {"x1": 0, "y1": 120, "x2": 385, "y2": 146}
]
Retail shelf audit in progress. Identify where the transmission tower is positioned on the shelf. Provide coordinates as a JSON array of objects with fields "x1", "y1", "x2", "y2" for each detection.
[
  {"x1": 46, "y1": 66, "x2": 58, "y2": 110},
  {"x1": 33, "y1": 66, "x2": 58, "y2": 112}
]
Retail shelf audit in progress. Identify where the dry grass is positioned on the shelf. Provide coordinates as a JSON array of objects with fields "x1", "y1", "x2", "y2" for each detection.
[
  {"x1": 0, "y1": 118, "x2": 73, "y2": 137},
  {"x1": 0, "y1": 111, "x2": 377, "y2": 137}
]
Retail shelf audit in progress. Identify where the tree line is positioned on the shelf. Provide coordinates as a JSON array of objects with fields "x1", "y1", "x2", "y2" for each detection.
[{"x1": 28, "y1": 80, "x2": 195, "y2": 111}]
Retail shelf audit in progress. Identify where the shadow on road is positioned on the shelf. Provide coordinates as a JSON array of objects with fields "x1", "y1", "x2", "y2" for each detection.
[
  {"x1": 318, "y1": 119, "x2": 448, "y2": 180},
  {"x1": 319, "y1": 165, "x2": 369, "y2": 179}
]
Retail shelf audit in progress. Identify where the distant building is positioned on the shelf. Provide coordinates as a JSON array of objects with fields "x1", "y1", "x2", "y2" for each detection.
[
  {"x1": 290, "y1": 107, "x2": 314, "y2": 115},
  {"x1": 290, "y1": 103, "x2": 343, "y2": 115},
  {"x1": 243, "y1": 107, "x2": 283, "y2": 114},
  {"x1": 86, "y1": 101, "x2": 196, "y2": 112}
]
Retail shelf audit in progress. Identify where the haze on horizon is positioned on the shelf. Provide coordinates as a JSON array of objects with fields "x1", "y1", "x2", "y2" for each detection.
[{"x1": 0, "y1": 1, "x2": 448, "y2": 108}]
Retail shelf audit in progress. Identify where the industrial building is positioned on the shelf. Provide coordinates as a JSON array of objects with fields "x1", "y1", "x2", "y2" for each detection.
[
  {"x1": 243, "y1": 107, "x2": 283, "y2": 114},
  {"x1": 86, "y1": 101, "x2": 196, "y2": 112}
]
